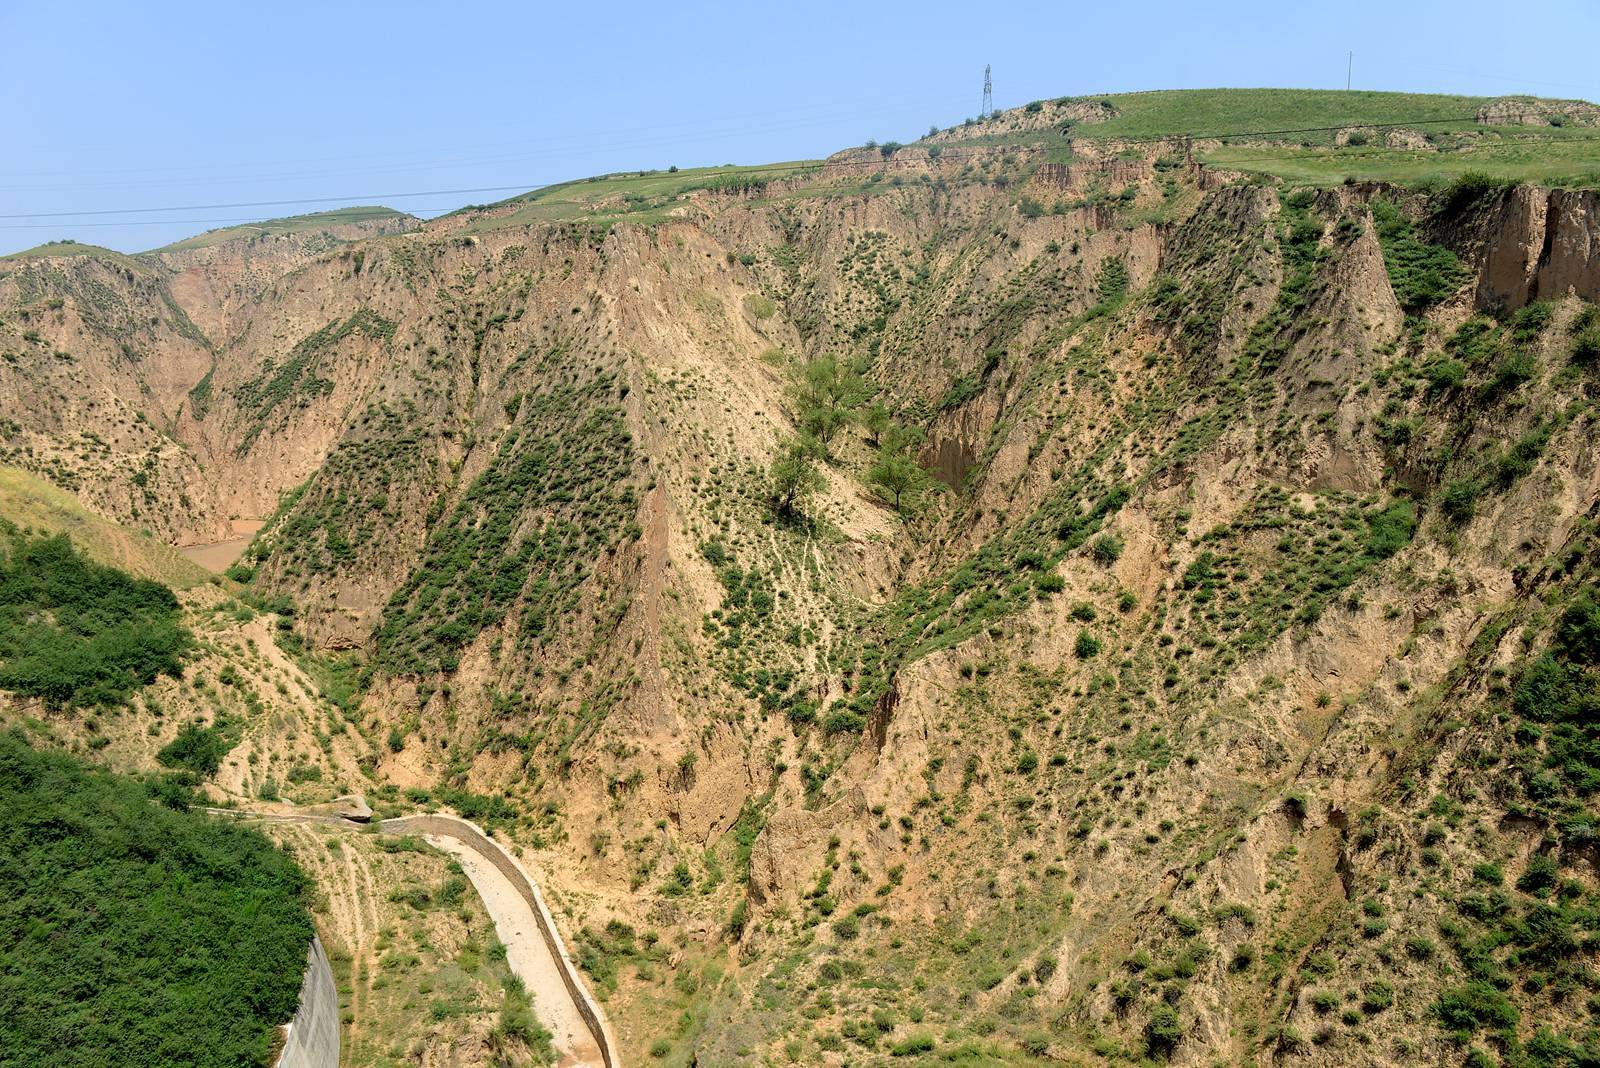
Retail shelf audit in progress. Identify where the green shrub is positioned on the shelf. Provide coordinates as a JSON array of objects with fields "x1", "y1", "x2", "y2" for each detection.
[
  {"x1": 890, "y1": 1033, "x2": 935, "y2": 1056},
  {"x1": 156, "y1": 722, "x2": 231, "y2": 779},
  {"x1": 1516, "y1": 850, "x2": 1555, "y2": 895},
  {"x1": 1362, "y1": 979, "x2": 1394, "y2": 1013},
  {"x1": 1090, "y1": 533, "x2": 1125, "y2": 564},
  {"x1": 1096, "y1": 258, "x2": 1130, "y2": 303},
  {"x1": 1019, "y1": 1032, "x2": 1050, "y2": 1056},
  {"x1": 1422, "y1": 357, "x2": 1467, "y2": 390},
  {"x1": 0, "y1": 732, "x2": 311, "y2": 1066},
  {"x1": 1571, "y1": 323, "x2": 1600, "y2": 365},
  {"x1": 1441, "y1": 481, "x2": 1480, "y2": 526},
  {"x1": 0, "y1": 525, "x2": 191, "y2": 707},
  {"x1": 1145, "y1": 1005, "x2": 1182, "y2": 1058},
  {"x1": 1556, "y1": 594, "x2": 1600, "y2": 665},
  {"x1": 1487, "y1": 352, "x2": 1536, "y2": 394},
  {"x1": 1435, "y1": 172, "x2": 1510, "y2": 217},
  {"x1": 1075, "y1": 631, "x2": 1102, "y2": 659},
  {"x1": 1433, "y1": 981, "x2": 1519, "y2": 1035}
]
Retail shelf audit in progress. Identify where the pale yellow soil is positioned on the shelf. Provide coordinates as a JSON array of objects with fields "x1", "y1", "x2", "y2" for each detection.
[
  {"x1": 427, "y1": 835, "x2": 604, "y2": 1068},
  {"x1": 177, "y1": 518, "x2": 264, "y2": 571}
]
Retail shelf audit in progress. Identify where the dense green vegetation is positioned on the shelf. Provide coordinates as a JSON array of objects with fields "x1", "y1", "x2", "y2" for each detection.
[
  {"x1": 0, "y1": 522, "x2": 191, "y2": 707},
  {"x1": 1506, "y1": 590, "x2": 1600, "y2": 833},
  {"x1": 1073, "y1": 89, "x2": 1498, "y2": 142},
  {"x1": 376, "y1": 371, "x2": 636, "y2": 676},
  {"x1": 1206, "y1": 132, "x2": 1600, "y2": 189},
  {"x1": 1371, "y1": 198, "x2": 1469, "y2": 310},
  {"x1": 0, "y1": 732, "x2": 312, "y2": 1067}
]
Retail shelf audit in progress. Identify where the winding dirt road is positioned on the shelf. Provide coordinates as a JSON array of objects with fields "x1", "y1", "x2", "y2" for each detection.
[
  {"x1": 428, "y1": 832, "x2": 603, "y2": 1066},
  {"x1": 210, "y1": 808, "x2": 616, "y2": 1068}
]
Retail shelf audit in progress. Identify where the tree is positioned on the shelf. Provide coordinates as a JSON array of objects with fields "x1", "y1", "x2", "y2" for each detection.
[
  {"x1": 792, "y1": 356, "x2": 869, "y2": 452},
  {"x1": 801, "y1": 402, "x2": 850, "y2": 447},
  {"x1": 769, "y1": 438, "x2": 824, "y2": 517},
  {"x1": 869, "y1": 423, "x2": 928, "y2": 514},
  {"x1": 870, "y1": 451, "x2": 920, "y2": 513},
  {"x1": 862, "y1": 402, "x2": 891, "y2": 448}
]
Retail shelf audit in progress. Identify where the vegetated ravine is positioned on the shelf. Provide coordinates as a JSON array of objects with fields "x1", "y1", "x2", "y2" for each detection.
[{"x1": 2, "y1": 88, "x2": 1600, "y2": 1066}]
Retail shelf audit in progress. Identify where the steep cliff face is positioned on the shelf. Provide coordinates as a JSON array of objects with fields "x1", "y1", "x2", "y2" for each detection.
[
  {"x1": 1433, "y1": 183, "x2": 1600, "y2": 311},
  {"x1": 4, "y1": 123, "x2": 1599, "y2": 1066},
  {"x1": 0, "y1": 251, "x2": 218, "y2": 539},
  {"x1": 152, "y1": 211, "x2": 420, "y2": 342}
]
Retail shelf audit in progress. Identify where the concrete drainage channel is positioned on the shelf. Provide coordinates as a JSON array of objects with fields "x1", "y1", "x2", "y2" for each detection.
[{"x1": 211, "y1": 808, "x2": 621, "y2": 1068}]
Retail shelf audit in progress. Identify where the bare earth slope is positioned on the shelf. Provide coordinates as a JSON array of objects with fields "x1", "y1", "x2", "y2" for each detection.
[{"x1": 4, "y1": 89, "x2": 1600, "y2": 1067}]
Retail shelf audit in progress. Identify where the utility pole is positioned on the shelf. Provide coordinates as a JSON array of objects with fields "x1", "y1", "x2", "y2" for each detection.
[
  {"x1": 982, "y1": 64, "x2": 993, "y2": 119},
  {"x1": 1347, "y1": 51, "x2": 1353, "y2": 92}
]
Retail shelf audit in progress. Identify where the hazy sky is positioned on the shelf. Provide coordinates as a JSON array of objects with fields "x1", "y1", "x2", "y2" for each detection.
[{"x1": 3, "y1": 0, "x2": 1597, "y2": 254}]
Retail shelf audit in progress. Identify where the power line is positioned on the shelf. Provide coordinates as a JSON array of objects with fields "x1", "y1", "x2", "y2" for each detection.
[
  {"x1": 0, "y1": 208, "x2": 457, "y2": 231},
  {"x1": 0, "y1": 107, "x2": 1576, "y2": 228},
  {"x1": 0, "y1": 95, "x2": 978, "y2": 196},
  {"x1": 0, "y1": 92, "x2": 977, "y2": 186},
  {"x1": 0, "y1": 185, "x2": 561, "y2": 221}
]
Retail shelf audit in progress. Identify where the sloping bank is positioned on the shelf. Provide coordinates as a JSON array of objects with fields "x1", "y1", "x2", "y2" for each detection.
[{"x1": 274, "y1": 936, "x2": 338, "y2": 1068}]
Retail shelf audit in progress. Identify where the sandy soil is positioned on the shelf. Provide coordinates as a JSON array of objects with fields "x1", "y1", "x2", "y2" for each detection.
[
  {"x1": 425, "y1": 834, "x2": 605, "y2": 1068},
  {"x1": 178, "y1": 518, "x2": 263, "y2": 571}
]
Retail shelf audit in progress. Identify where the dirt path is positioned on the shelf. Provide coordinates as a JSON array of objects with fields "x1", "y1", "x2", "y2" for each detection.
[
  {"x1": 214, "y1": 809, "x2": 614, "y2": 1068},
  {"x1": 427, "y1": 834, "x2": 605, "y2": 1067}
]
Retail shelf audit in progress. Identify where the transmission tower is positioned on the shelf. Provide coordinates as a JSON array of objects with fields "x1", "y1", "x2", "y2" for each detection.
[{"x1": 982, "y1": 64, "x2": 993, "y2": 119}]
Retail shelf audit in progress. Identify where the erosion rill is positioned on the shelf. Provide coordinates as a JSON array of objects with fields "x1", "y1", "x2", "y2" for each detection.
[{"x1": 3, "y1": 88, "x2": 1600, "y2": 1066}]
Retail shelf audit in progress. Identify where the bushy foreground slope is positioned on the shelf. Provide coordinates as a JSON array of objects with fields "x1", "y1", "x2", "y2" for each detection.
[
  {"x1": 0, "y1": 521, "x2": 192, "y2": 708},
  {"x1": 0, "y1": 732, "x2": 312, "y2": 1067}
]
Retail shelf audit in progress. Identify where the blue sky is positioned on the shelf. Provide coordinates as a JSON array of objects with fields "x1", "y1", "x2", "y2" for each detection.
[{"x1": 2, "y1": 0, "x2": 1597, "y2": 254}]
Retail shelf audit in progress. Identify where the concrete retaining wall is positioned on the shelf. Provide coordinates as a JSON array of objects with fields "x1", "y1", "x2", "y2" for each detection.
[
  {"x1": 275, "y1": 935, "x2": 338, "y2": 1068},
  {"x1": 380, "y1": 814, "x2": 620, "y2": 1068}
]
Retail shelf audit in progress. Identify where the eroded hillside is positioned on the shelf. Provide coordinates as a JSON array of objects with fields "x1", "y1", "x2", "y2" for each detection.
[{"x1": 3, "y1": 89, "x2": 1600, "y2": 1067}]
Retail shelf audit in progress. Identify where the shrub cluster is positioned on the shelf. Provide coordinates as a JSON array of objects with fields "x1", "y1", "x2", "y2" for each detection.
[
  {"x1": 0, "y1": 732, "x2": 312, "y2": 1067},
  {"x1": 0, "y1": 522, "x2": 191, "y2": 707}
]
